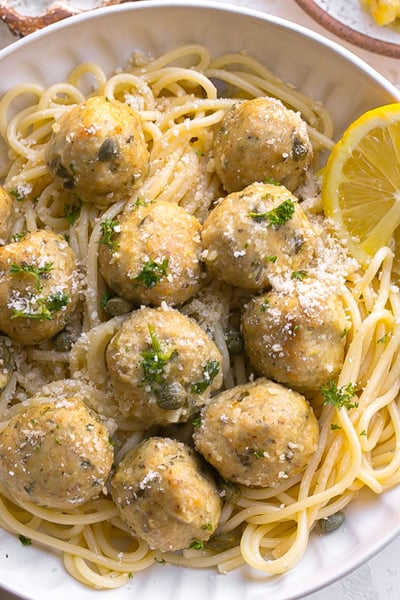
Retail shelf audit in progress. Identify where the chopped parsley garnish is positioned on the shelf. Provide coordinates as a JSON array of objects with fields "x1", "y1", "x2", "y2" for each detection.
[
  {"x1": 46, "y1": 291, "x2": 69, "y2": 312},
  {"x1": 100, "y1": 291, "x2": 113, "y2": 310},
  {"x1": 10, "y1": 262, "x2": 53, "y2": 291},
  {"x1": 247, "y1": 198, "x2": 295, "y2": 226},
  {"x1": 265, "y1": 255, "x2": 277, "y2": 263},
  {"x1": 10, "y1": 291, "x2": 69, "y2": 321},
  {"x1": 264, "y1": 177, "x2": 281, "y2": 185},
  {"x1": 9, "y1": 188, "x2": 27, "y2": 202},
  {"x1": 18, "y1": 535, "x2": 32, "y2": 546},
  {"x1": 63, "y1": 202, "x2": 81, "y2": 225},
  {"x1": 133, "y1": 258, "x2": 169, "y2": 288},
  {"x1": 140, "y1": 324, "x2": 175, "y2": 387},
  {"x1": 189, "y1": 539, "x2": 204, "y2": 550},
  {"x1": 291, "y1": 270, "x2": 308, "y2": 281},
  {"x1": 321, "y1": 381, "x2": 358, "y2": 411},
  {"x1": 129, "y1": 197, "x2": 149, "y2": 211},
  {"x1": 98, "y1": 219, "x2": 120, "y2": 251},
  {"x1": 11, "y1": 232, "x2": 27, "y2": 242},
  {"x1": 253, "y1": 450, "x2": 265, "y2": 459},
  {"x1": 192, "y1": 415, "x2": 202, "y2": 429},
  {"x1": 190, "y1": 359, "x2": 220, "y2": 394}
]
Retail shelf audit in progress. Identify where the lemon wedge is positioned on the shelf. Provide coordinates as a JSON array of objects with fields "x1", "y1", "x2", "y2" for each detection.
[
  {"x1": 321, "y1": 103, "x2": 400, "y2": 268},
  {"x1": 362, "y1": 0, "x2": 400, "y2": 26}
]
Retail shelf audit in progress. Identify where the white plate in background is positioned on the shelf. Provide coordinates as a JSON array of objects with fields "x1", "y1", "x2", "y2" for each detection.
[{"x1": 294, "y1": 0, "x2": 400, "y2": 57}]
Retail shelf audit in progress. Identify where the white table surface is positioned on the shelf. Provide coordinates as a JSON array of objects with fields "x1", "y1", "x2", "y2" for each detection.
[{"x1": 0, "y1": 1, "x2": 399, "y2": 599}]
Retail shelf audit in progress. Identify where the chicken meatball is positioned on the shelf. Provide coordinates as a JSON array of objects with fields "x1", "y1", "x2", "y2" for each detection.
[
  {"x1": 106, "y1": 306, "x2": 223, "y2": 426},
  {"x1": 45, "y1": 96, "x2": 149, "y2": 206},
  {"x1": 194, "y1": 378, "x2": 319, "y2": 487},
  {"x1": 0, "y1": 230, "x2": 79, "y2": 345},
  {"x1": 99, "y1": 200, "x2": 203, "y2": 307},
  {"x1": 202, "y1": 182, "x2": 317, "y2": 290},
  {"x1": 241, "y1": 280, "x2": 349, "y2": 391},
  {"x1": 111, "y1": 436, "x2": 221, "y2": 552},
  {"x1": 0, "y1": 186, "x2": 13, "y2": 244},
  {"x1": 213, "y1": 97, "x2": 313, "y2": 193},
  {"x1": 0, "y1": 396, "x2": 114, "y2": 509}
]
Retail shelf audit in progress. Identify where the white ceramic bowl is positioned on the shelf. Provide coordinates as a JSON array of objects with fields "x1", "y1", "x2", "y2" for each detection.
[{"x1": 0, "y1": 3, "x2": 399, "y2": 600}]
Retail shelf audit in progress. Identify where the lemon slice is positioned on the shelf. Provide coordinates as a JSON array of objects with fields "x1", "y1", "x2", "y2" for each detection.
[
  {"x1": 363, "y1": 0, "x2": 400, "y2": 26},
  {"x1": 321, "y1": 103, "x2": 400, "y2": 268}
]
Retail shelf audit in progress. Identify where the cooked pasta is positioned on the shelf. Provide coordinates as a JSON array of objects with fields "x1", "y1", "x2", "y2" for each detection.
[{"x1": 0, "y1": 43, "x2": 397, "y2": 590}]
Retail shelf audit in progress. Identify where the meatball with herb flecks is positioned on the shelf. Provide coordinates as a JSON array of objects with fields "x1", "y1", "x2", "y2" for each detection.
[
  {"x1": 241, "y1": 279, "x2": 349, "y2": 391},
  {"x1": 111, "y1": 436, "x2": 221, "y2": 552},
  {"x1": 45, "y1": 96, "x2": 149, "y2": 206},
  {"x1": 106, "y1": 306, "x2": 223, "y2": 426},
  {"x1": 0, "y1": 396, "x2": 114, "y2": 509},
  {"x1": 98, "y1": 199, "x2": 203, "y2": 307},
  {"x1": 201, "y1": 182, "x2": 318, "y2": 290},
  {"x1": 213, "y1": 97, "x2": 313, "y2": 193},
  {"x1": 0, "y1": 186, "x2": 13, "y2": 244},
  {"x1": 0, "y1": 230, "x2": 79, "y2": 345},
  {"x1": 194, "y1": 378, "x2": 319, "y2": 487}
]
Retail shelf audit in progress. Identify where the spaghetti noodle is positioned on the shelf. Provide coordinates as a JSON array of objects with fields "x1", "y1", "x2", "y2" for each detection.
[{"x1": 0, "y1": 44, "x2": 398, "y2": 589}]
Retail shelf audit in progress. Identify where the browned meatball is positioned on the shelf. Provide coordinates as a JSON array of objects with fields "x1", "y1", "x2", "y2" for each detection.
[
  {"x1": 241, "y1": 280, "x2": 349, "y2": 391},
  {"x1": 201, "y1": 182, "x2": 317, "y2": 290},
  {"x1": 106, "y1": 306, "x2": 223, "y2": 426},
  {"x1": 111, "y1": 437, "x2": 221, "y2": 552},
  {"x1": 0, "y1": 230, "x2": 79, "y2": 345},
  {"x1": 213, "y1": 97, "x2": 313, "y2": 193},
  {"x1": 45, "y1": 96, "x2": 149, "y2": 206},
  {"x1": 0, "y1": 396, "x2": 114, "y2": 509},
  {"x1": 98, "y1": 200, "x2": 203, "y2": 307},
  {"x1": 0, "y1": 186, "x2": 13, "y2": 244},
  {"x1": 194, "y1": 378, "x2": 319, "y2": 487}
]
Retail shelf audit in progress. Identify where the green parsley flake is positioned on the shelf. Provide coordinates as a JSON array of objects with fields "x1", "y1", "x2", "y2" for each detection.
[
  {"x1": 140, "y1": 324, "x2": 175, "y2": 387},
  {"x1": 291, "y1": 270, "x2": 308, "y2": 281},
  {"x1": 321, "y1": 380, "x2": 358, "y2": 411},
  {"x1": 189, "y1": 539, "x2": 204, "y2": 550},
  {"x1": 133, "y1": 258, "x2": 169, "y2": 288},
  {"x1": 10, "y1": 262, "x2": 53, "y2": 291},
  {"x1": 18, "y1": 535, "x2": 32, "y2": 546},
  {"x1": 99, "y1": 219, "x2": 120, "y2": 251},
  {"x1": 64, "y1": 202, "x2": 81, "y2": 225},
  {"x1": 130, "y1": 197, "x2": 150, "y2": 211},
  {"x1": 10, "y1": 291, "x2": 69, "y2": 321},
  {"x1": 11, "y1": 232, "x2": 27, "y2": 242},
  {"x1": 191, "y1": 360, "x2": 220, "y2": 394},
  {"x1": 247, "y1": 198, "x2": 295, "y2": 226}
]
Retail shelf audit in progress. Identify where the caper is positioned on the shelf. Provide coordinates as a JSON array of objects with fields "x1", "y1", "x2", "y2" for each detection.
[
  {"x1": 226, "y1": 330, "x2": 244, "y2": 355},
  {"x1": 219, "y1": 480, "x2": 241, "y2": 504},
  {"x1": 206, "y1": 531, "x2": 240, "y2": 552},
  {"x1": 103, "y1": 296, "x2": 133, "y2": 317},
  {"x1": 292, "y1": 136, "x2": 308, "y2": 161},
  {"x1": 209, "y1": 77, "x2": 230, "y2": 98},
  {"x1": 318, "y1": 511, "x2": 345, "y2": 533},
  {"x1": 98, "y1": 137, "x2": 120, "y2": 162},
  {"x1": 156, "y1": 382, "x2": 187, "y2": 410},
  {"x1": 53, "y1": 160, "x2": 75, "y2": 189},
  {"x1": 0, "y1": 336, "x2": 14, "y2": 390},
  {"x1": 53, "y1": 330, "x2": 73, "y2": 352}
]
